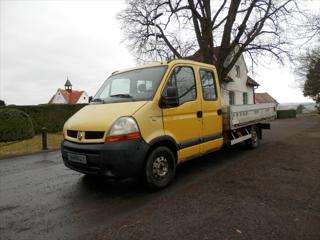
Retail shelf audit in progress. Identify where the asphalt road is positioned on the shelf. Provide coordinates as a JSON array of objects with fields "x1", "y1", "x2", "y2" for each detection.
[{"x1": 1, "y1": 115, "x2": 319, "y2": 240}]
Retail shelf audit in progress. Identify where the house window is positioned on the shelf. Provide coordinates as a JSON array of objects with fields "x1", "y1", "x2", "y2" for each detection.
[
  {"x1": 229, "y1": 91, "x2": 235, "y2": 105},
  {"x1": 243, "y1": 92, "x2": 248, "y2": 104},
  {"x1": 235, "y1": 65, "x2": 240, "y2": 77}
]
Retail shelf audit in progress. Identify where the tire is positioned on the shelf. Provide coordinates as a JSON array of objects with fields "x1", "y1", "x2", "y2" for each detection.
[
  {"x1": 145, "y1": 146, "x2": 176, "y2": 190},
  {"x1": 245, "y1": 126, "x2": 259, "y2": 149}
]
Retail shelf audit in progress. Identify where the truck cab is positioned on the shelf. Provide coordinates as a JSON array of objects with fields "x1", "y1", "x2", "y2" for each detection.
[{"x1": 61, "y1": 60, "x2": 272, "y2": 189}]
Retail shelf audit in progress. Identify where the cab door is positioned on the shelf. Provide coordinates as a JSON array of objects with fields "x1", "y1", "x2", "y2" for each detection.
[
  {"x1": 198, "y1": 68, "x2": 223, "y2": 154},
  {"x1": 161, "y1": 65, "x2": 202, "y2": 162}
]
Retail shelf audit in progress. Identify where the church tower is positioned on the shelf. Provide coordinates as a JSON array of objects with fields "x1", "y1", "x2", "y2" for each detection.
[{"x1": 64, "y1": 77, "x2": 72, "y2": 92}]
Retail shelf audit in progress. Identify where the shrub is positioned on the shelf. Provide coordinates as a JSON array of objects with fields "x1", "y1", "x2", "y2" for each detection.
[
  {"x1": 2, "y1": 104, "x2": 86, "y2": 134},
  {"x1": 0, "y1": 108, "x2": 35, "y2": 142},
  {"x1": 277, "y1": 109, "x2": 297, "y2": 119}
]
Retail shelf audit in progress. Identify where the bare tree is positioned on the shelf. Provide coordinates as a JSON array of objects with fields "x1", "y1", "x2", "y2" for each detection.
[
  {"x1": 306, "y1": 14, "x2": 320, "y2": 40},
  {"x1": 119, "y1": 0, "x2": 302, "y2": 81}
]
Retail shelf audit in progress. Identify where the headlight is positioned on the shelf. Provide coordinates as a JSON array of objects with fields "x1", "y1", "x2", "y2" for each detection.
[{"x1": 106, "y1": 117, "x2": 141, "y2": 142}]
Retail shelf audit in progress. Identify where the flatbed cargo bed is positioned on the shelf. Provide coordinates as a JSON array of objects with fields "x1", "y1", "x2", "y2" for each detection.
[{"x1": 222, "y1": 103, "x2": 277, "y2": 130}]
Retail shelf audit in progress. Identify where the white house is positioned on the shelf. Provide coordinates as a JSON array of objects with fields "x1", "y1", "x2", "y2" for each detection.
[
  {"x1": 186, "y1": 47, "x2": 260, "y2": 106},
  {"x1": 49, "y1": 78, "x2": 89, "y2": 104},
  {"x1": 220, "y1": 53, "x2": 259, "y2": 106}
]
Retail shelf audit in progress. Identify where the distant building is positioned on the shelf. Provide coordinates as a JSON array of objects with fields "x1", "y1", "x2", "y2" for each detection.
[
  {"x1": 48, "y1": 78, "x2": 89, "y2": 104},
  {"x1": 254, "y1": 92, "x2": 278, "y2": 105},
  {"x1": 185, "y1": 47, "x2": 260, "y2": 106}
]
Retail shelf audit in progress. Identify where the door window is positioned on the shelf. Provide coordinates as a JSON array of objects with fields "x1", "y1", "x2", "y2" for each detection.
[
  {"x1": 164, "y1": 66, "x2": 196, "y2": 105},
  {"x1": 199, "y1": 69, "x2": 217, "y2": 101}
]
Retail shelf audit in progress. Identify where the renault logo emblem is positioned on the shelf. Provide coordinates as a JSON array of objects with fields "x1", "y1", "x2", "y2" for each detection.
[{"x1": 77, "y1": 131, "x2": 84, "y2": 141}]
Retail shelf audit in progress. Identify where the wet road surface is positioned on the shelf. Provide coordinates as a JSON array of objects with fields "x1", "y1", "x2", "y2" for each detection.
[{"x1": 1, "y1": 115, "x2": 320, "y2": 240}]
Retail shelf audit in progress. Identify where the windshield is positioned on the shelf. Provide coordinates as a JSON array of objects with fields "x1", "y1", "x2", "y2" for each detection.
[{"x1": 92, "y1": 66, "x2": 168, "y2": 103}]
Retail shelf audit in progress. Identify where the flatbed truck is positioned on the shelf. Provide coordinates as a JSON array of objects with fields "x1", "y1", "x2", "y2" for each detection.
[{"x1": 61, "y1": 60, "x2": 276, "y2": 189}]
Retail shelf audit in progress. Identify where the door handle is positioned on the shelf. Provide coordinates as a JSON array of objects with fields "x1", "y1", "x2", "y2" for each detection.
[
  {"x1": 197, "y1": 111, "x2": 203, "y2": 118},
  {"x1": 217, "y1": 109, "x2": 222, "y2": 115}
]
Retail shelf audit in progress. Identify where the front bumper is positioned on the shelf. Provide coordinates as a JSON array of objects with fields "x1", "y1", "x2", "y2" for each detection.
[{"x1": 61, "y1": 138, "x2": 149, "y2": 179}]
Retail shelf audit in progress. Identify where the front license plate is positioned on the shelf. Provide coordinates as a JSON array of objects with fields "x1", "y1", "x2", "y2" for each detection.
[{"x1": 68, "y1": 153, "x2": 87, "y2": 164}]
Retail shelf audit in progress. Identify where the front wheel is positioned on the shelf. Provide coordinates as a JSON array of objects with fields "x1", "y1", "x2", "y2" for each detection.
[
  {"x1": 145, "y1": 146, "x2": 176, "y2": 190},
  {"x1": 245, "y1": 126, "x2": 259, "y2": 149}
]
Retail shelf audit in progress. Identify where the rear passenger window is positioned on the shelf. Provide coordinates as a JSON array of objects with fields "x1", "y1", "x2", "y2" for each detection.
[
  {"x1": 199, "y1": 70, "x2": 217, "y2": 100},
  {"x1": 165, "y1": 66, "x2": 196, "y2": 105}
]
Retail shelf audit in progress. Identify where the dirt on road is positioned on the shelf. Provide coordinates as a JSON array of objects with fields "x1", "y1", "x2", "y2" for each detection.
[{"x1": 0, "y1": 115, "x2": 319, "y2": 240}]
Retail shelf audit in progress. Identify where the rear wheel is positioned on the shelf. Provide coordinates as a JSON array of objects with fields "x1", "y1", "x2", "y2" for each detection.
[
  {"x1": 145, "y1": 146, "x2": 176, "y2": 190},
  {"x1": 245, "y1": 126, "x2": 259, "y2": 149}
]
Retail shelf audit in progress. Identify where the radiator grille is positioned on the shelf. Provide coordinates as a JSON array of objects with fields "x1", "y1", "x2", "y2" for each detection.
[
  {"x1": 67, "y1": 130, "x2": 105, "y2": 140},
  {"x1": 67, "y1": 130, "x2": 78, "y2": 138},
  {"x1": 85, "y1": 131, "x2": 105, "y2": 139}
]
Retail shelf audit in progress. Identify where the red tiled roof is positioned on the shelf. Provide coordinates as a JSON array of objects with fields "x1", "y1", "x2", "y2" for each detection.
[
  {"x1": 255, "y1": 93, "x2": 278, "y2": 104},
  {"x1": 62, "y1": 90, "x2": 84, "y2": 104},
  {"x1": 247, "y1": 76, "x2": 260, "y2": 87},
  {"x1": 48, "y1": 89, "x2": 84, "y2": 104}
]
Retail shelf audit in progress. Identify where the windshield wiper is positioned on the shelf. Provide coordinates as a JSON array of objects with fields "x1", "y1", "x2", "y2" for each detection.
[
  {"x1": 110, "y1": 94, "x2": 133, "y2": 98},
  {"x1": 91, "y1": 98, "x2": 105, "y2": 103}
]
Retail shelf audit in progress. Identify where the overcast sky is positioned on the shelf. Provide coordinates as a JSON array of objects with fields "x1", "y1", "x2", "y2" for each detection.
[{"x1": 0, "y1": 0, "x2": 318, "y2": 105}]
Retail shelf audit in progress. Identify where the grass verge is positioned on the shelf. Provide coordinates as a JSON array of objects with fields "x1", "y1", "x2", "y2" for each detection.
[{"x1": 0, "y1": 133, "x2": 63, "y2": 159}]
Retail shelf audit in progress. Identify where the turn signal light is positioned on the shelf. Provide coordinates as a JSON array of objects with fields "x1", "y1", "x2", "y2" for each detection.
[{"x1": 105, "y1": 132, "x2": 141, "y2": 142}]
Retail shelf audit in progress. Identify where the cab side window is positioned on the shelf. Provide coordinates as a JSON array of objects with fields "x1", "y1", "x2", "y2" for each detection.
[
  {"x1": 164, "y1": 66, "x2": 196, "y2": 105},
  {"x1": 199, "y1": 69, "x2": 217, "y2": 100}
]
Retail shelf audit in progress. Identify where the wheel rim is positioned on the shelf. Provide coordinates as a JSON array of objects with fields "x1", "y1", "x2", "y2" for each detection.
[{"x1": 152, "y1": 156, "x2": 169, "y2": 179}]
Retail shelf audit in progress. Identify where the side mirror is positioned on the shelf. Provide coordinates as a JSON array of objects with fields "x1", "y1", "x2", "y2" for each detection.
[{"x1": 159, "y1": 86, "x2": 179, "y2": 108}]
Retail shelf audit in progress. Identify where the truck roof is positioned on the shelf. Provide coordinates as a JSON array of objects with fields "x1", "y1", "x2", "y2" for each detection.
[{"x1": 111, "y1": 59, "x2": 217, "y2": 76}]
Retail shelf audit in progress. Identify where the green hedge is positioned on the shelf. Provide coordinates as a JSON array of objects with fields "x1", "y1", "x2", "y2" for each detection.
[
  {"x1": 0, "y1": 108, "x2": 35, "y2": 142},
  {"x1": 1, "y1": 104, "x2": 86, "y2": 134},
  {"x1": 277, "y1": 109, "x2": 297, "y2": 119}
]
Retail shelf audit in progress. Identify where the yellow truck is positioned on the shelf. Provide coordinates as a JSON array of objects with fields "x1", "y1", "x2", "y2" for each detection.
[{"x1": 61, "y1": 60, "x2": 276, "y2": 189}]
